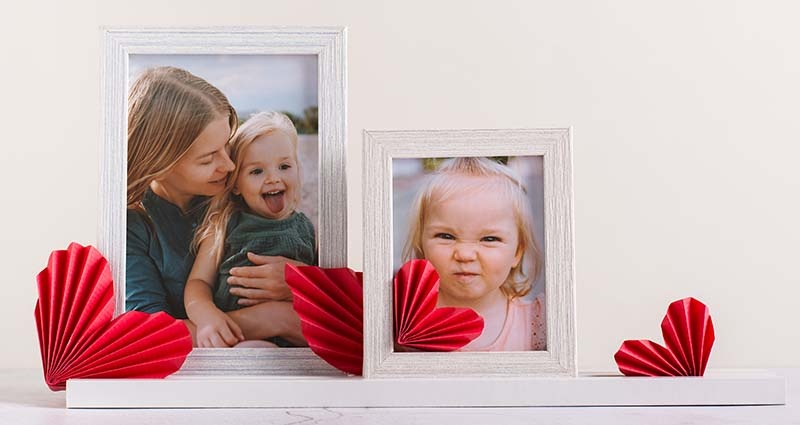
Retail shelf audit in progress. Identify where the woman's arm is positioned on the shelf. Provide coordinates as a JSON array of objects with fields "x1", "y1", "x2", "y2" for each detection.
[
  {"x1": 227, "y1": 253, "x2": 307, "y2": 305},
  {"x1": 185, "y1": 239, "x2": 244, "y2": 347},
  {"x1": 224, "y1": 254, "x2": 307, "y2": 345},
  {"x1": 126, "y1": 210, "x2": 175, "y2": 315}
]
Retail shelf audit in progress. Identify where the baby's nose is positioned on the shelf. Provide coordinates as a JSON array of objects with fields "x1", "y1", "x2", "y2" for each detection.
[
  {"x1": 263, "y1": 172, "x2": 280, "y2": 184},
  {"x1": 453, "y1": 242, "x2": 478, "y2": 260}
]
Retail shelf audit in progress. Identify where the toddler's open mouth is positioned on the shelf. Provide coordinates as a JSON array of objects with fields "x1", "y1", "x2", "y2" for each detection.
[{"x1": 262, "y1": 190, "x2": 286, "y2": 214}]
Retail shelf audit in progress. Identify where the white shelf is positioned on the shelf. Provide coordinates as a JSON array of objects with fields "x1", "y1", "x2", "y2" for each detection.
[{"x1": 66, "y1": 369, "x2": 786, "y2": 408}]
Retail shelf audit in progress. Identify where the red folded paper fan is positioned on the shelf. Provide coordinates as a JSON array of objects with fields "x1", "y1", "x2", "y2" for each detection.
[
  {"x1": 614, "y1": 297, "x2": 715, "y2": 377},
  {"x1": 394, "y1": 259, "x2": 484, "y2": 351},
  {"x1": 285, "y1": 264, "x2": 363, "y2": 376},
  {"x1": 35, "y1": 243, "x2": 192, "y2": 390}
]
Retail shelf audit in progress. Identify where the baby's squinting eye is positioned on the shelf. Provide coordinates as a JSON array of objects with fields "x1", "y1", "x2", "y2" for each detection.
[
  {"x1": 249, "y1": 168, "x2": 263, "y2": 176},
  {"x1": 279, "y1": 163, "x2": 292, "y2": 170},
  {"x1": 481, "y1": 236, "x2": 502, "y2": 243},
  {"x1": 434, "y1": 233, "x2": 456, "y2": 240}
]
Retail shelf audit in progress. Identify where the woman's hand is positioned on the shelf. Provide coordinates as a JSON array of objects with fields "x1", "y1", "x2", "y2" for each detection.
[
  {"x1": 227, "y1": 253, "x2": 307, "y2": 306},
  {"x1": 194, "y1": 306, "x2": 245, "y2": 348}
]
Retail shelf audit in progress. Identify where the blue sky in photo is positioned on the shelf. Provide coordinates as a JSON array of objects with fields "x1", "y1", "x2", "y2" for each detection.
[{"x1": 130, "y1": 54, "x2": 318, "y2": 117}]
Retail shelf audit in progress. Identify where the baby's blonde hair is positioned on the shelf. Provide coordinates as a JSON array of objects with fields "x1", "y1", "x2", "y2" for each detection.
[
  {"x1": 402, "y1": 157, "x2": 543, "y2": 299},
  {"x1": 127, "y1": 66, "x2": 238, "y2": 211},
  {"x1": 193, "y1": 111, "x2": 301, "y2": 264}
]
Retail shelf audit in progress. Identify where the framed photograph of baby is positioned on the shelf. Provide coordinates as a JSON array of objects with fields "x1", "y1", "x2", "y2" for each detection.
[
  {"x1": 363, "y1": 129, "x2": 576, "y2": 378},
  {"x1": 100, "y1": 27, "x2": 347, "y2": 376}
]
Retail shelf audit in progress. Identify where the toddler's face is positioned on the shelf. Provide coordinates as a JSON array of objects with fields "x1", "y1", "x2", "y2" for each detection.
[
  {"x1": 421, "y1": 177, "x2": 521, "y2": 306},
  {"x1": 233, "y1": 131, "x2": 300, "y2": 220}
]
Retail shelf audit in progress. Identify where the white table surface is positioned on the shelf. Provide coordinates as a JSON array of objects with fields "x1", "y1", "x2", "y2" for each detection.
[{"x1": 1, "y1": 368, "x2": 797, "y2": 425}]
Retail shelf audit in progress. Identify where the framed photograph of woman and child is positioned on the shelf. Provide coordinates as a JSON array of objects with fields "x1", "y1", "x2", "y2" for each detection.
[
  {"x1": 100, "y1": 27, "x2": 346, "y2": 375},
  {"x1": 363, "y1": 129, "x2": 577, "y2": 377}
]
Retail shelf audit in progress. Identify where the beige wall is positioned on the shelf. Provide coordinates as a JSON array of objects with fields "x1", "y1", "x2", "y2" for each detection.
[{"x1": 2, "y1": 0, "x2": 798, "y2": 371}]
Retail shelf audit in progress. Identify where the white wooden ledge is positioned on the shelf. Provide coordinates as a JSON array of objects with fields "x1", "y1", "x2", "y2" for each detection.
[{"x1": 66, "y1": 369, "x2": 785, "y2": 408}]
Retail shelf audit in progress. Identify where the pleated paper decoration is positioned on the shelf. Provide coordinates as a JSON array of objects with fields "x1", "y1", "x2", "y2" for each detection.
[
  {"x1": 283, "y1": 260, "x2": 485, "y2": 375},
  {"x1": 35, "y1": 243, "x2": 192, "y2": 390},
  {"x1": 614, "y1": 297, "x2": 715, "y2": 377},
  {"x1": 394, "y1": 259, "x2": 484, "y2": 351},
  {"x1": 285, "y1": 264, "x2": 363, "y2": 376}
]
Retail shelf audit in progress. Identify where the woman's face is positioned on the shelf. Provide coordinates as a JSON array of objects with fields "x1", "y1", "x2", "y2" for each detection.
[{"x1": 154, "y1": 116, "x2": 235, "y2": 209}]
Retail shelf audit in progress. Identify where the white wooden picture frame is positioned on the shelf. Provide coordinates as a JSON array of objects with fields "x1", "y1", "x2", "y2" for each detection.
[
  {"x1": 363, "y1": 129, "x2": 577, "y2": 378},
  {"x1": 99, "y1": 27, "x2": 347, "y2": 375}
]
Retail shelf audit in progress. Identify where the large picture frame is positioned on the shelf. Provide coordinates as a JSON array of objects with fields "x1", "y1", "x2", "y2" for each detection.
[
  {"x1": 363, "y1": 129, "x2": 577, "y2": 377},
  {"x1": 100, "y1": 27, "x2": 347, "y2": 375}
]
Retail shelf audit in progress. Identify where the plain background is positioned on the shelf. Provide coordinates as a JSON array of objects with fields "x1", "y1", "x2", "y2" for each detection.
[{"x1": 1, "y1": 1, "x2": 798, "y2": 373}]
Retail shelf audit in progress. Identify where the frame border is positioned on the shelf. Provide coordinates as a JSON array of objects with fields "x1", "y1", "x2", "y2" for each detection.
[
  {"x1": 363, "y1": 129, "x2": 577, "y2": 377},
  {"x1": 100, "y1": 26, "x2": 347, "y2": 375}
]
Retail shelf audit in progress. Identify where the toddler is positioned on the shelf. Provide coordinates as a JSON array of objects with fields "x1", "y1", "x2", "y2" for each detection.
[
  {"x1": 403, "y1": 157, "x2": 545, "y2": 351},
  {"x1": 185, "y1": 111, "x2": 316, "y2": 348}
]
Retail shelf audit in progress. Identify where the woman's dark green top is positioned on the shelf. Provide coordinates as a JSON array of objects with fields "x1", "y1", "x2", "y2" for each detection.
[{"x1": 126, "y1": 189, "x2": 208, "y2": 319}]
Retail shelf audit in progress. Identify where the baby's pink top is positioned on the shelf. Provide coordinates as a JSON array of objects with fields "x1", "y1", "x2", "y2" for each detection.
[{"x1": 461, "y1": 293, "x2": 546, "y2": 352}]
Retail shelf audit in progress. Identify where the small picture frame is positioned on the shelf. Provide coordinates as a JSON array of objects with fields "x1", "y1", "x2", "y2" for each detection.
[
  {"x1": 363, "y1": 129, "x2": 577, "y2": 377},
  {"x1": 100, "y1": 27, "x2": 347, "y2": 375}
]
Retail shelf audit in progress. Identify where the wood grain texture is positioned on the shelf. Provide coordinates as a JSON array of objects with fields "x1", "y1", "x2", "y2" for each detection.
[
  {"x1": 100, "y1": 27, "x2": 347, "y2": 376},
  {"x1": 363, "y1": 129, "x2": 577, "y2": 378}
]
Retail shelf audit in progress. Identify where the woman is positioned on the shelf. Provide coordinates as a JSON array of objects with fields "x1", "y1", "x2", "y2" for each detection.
[{"x1": 125, "y1": 66, "x2": 304, "y2": 347}]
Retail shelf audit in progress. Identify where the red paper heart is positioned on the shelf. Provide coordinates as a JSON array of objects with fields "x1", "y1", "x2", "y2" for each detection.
[
  {"x1": 285, "y1": 264, "x2": 363, "y2": 376},
  {"x1": 35, "y1": 243, "x2": 193, "y2": 390},
  {"x1": 283, "y1": 260, "x2": 485, "y2": 375},
  {"x1": 394, "y1": 259, "x2": 484, "y2": 351},
  {"x1": 614, "y1": 297, "x2": 714, "y2": 376}
]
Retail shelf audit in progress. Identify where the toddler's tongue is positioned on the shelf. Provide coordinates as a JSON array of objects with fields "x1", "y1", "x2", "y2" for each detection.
[{"x1": 265, "y1": 192, "x2": 285, "y2": 214}]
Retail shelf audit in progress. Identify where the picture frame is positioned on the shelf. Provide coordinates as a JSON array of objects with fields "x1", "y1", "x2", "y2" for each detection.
[
  {"x1": 99, "y1": 27, "x2": 347, "y2": 375},
  {"x1": 363, "y1": 129, "x2": 577, "y2": 378}
]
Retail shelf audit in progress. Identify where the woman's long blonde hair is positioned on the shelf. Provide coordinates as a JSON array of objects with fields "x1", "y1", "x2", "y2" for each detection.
[
  {"x1": 402, "y1": 157, "x2": 543, "y2": 299},
  {"x1": 192, "y1": 111, "x2": 300, "y2": 265},
  {"x1": 127, "y1": 66, "x2": 238, "y2": 211}
]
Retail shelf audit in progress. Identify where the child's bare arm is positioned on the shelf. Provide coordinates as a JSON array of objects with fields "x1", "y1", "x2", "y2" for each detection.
[
  {"x1": 184, "y1": 239, "x2": 244, "y2": 347},
  {"x1": 227, "y1": 301, "x2": 306, "y2": 346},
  {"x1": 184, "y1": 238, "x2": 220, "y2": 320}
]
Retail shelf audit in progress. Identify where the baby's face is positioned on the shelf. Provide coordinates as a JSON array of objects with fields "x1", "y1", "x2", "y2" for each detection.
[
  {"x1": 233, "y1": 131, "x2": 300, "y2": 220},
  {"x1": 421, "y1": 177, "x2": 521, "y2": 307}
]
